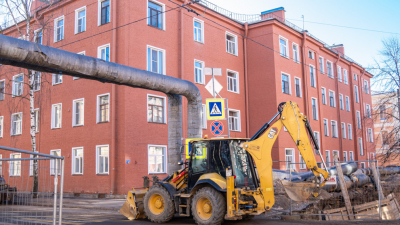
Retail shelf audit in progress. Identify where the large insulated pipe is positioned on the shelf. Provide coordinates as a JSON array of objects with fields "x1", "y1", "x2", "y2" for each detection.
[
  {"x1": 289, "y1": 162, "x2": 358, "y2": 182},
  {"x1": 0, "y1": 35, "x2": 202, "y2": 173}
]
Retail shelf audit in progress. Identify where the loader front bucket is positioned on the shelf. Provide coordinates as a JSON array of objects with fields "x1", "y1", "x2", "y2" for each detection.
[
  {"x1": 281, "y1": 180, "x2": 318, "y2": 202},
  {"x1": 119, "y1": 189, "x2": 147, "y2": 220}
]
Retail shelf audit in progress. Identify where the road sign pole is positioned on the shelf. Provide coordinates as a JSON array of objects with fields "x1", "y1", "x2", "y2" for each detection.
[
  {"x1": 226, "y1": 98, "x2": 230, "y2": 138},
  {"x1": 212, "y1": 70, "x2": 215, "y2": 98}
]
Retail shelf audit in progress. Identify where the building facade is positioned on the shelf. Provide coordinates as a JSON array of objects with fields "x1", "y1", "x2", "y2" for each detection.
[{"x1": 0, "y1": 0, "x2": 374, "y2": 195}]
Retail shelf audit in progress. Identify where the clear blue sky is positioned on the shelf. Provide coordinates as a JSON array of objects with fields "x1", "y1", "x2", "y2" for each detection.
[{"x1": 210, "y1": 0, "x2": 400, "y2": 69}]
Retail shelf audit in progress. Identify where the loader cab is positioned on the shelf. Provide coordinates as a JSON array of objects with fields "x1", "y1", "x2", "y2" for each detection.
[{"x1": 187, "y1": 139, "x2": 258, "y2": 192}]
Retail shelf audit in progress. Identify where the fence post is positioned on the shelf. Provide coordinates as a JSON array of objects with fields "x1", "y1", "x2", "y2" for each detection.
[
  {"x1": 53, "y1": 159, "x2": 58, "y2": 225},
  {"x1": 371, "y1": 160, "x2": 383, "y2": 221},
  {"x1": 334, "y1": 155, "x2": 354, "y2": 220},
  {"x1": 58, "y1": 159, "x2": 65, "y2": 225}
]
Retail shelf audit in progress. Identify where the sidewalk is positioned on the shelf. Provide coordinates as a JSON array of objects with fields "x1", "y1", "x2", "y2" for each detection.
[{"x1": 30, "y1": 197, "x2": 126, "y2": 211}]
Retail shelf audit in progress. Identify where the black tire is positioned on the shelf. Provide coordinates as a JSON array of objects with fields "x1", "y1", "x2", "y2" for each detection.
[
  {"x1": 191, "y1": 187, "x2": 226, "y2": 225},
  {"x1": 144, "y1": 185, "x2": 175, "y2": 223}
]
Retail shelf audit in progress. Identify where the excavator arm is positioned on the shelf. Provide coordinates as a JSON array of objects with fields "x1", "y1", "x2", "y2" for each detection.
[{"x1": 243, "y1": 101, "x2": 330, "y2": 209}]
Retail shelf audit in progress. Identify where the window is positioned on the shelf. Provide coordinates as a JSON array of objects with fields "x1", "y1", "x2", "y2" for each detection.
[
  {"x1": 293, "y1": 43, "x2": 299, "y2": 63},
  {"x1": 98, "y1": 44, "x2": 110, "y2": 62},
  {"x1": 202, "y1": 104, "x2": 207, "y2": 129},
  {"x1": 349, "y1": 151, "x2": 354, "y2": 161},
  {"x1": 357, "y1": 111, "x2": 361, "y2": 129},
  {"x1": 53, "y1": 74, "x2": 63, "y2": 85},
  {"x1": 339, "y1": 94, "x2": 344, "y2": 110},
  {"x1": 0, "y1": 155, "x2": 2, "y2": 176},
  {"x1": 295, "y1": 77, "x2": 301, "y2": 97},
  {"x1": 333, "y1": 150, "x2": 339, "y2": 161},
  {"x1": 33, "y1": 72, "x2": 41, "y2": 91},
  {"x1": 74, "y1": 51, "x2": 85, "y2": 79},
  {"x1": 354, "y1": 74, "x2": 358, "y2": 81},
  {"x1": 382, "y1": 131, "x2": 389, "y2": 145},
  {"x1": 366, "y1": 104, "x2": 371, "y2": 118},
  {"x1": 148, "y1": 0, "x2": 164, "y2": 29},
  {"x1": 9, "y1": 153, "x2": 21, "y2": 176},
  {"x1": 314, "y1": 131, "x2": 320, "y2": 154},
  {"x1": 97, "y1": 94, "x2": 110, "y2": 123},
  {"x1": 285, "y1": 149, "x2": 295, "y2": 170},
  {"x1": 312, "y1": 98, "x2": 318, "y2": 120},
  {"x1": 96, "y1": 145, "x2": 109, "y2": 174},
  {"x1": 33, "y1": 109, "x2": 39, "y2": 133},
  {"x1": 194, "y1": 60, "x2": 204, "y2": 84},
  {"x1": 227, "y1": 70, "x2": 239, "y2": 93},
  {"x1": 99, "y1": 0, "x2": 110, "y2": 25},
  {"x1": 321, "y1": 87, "x2": 326, "y2": 105},
  {"x1": 34, "y1": 29, "x2": 42, "y2": 44},
  {"x1": 50, "y1": 150, "x2": 61, "y2": 175},
  {"x1": 0, "y1": 80, "x2": 5, "y2": 100},
  {"x1": 329, "y1": 90, "x2": 335, "y2": 107},
  {"x1": 341, "y1": 122, "x2": 346, "y2": 139},
  {"x1": 364, "y1": 80, "x2": 369, "y2": 94},
  {"x1": 359, "y1": 138, "x2": 363, "y2": 155},
  {"x1": 345, "y1": 96, "x2": 350, "y2": 111},
  {"x1": 73, "y1": 99, "x2": 84, "y2": 126},
  {"x1": 348, "y1": 124, "x2": 352, "y2": 140},
  {"x1": 52, "y1": 104, "x2": 62, "y2": 129},
  {"x1": 310, "y1": 65, "x2": 316, "y2": 87},
  {"x1": 148, "y1": 145, "x2": 166, "y2": 173},
  {"x1": 229, "y1": 110, "x2": 240, "y2": 131},
  {"x1": 226, "y1": 32, "x2": 237, "y2": 55},
  {"x1": 299, "y1": 153, "x2": 306, "y2": 169},
  {"x1": 11, "y1": 112, "x2": 22, "y2": 135},
  {"x1": 337, "y1": 66, "x2": 342, "y2": 82},
  {"x1": 281, "y1": 73, "x2": 290, "y2": 94},
  {"x1": 379, "y1": 105, "x2": 386, "y2": 120},
  {"x1": 354, "y1": 85, "x2": 359, "y2": 103},
  {"x1": 0, "y1": 116, "x2": 3, "y2": 138},
  {"x1": 279, "y1": 36, "x2": 288, "y2": 58},
  {"x1": 148, "y1": 95, "x2": 165, "y2": 123},
  {"x1": 343, "y1": 69, "x2": 348, "y2": 84},
  {"x1": 368, "y1": 128, "x2": 373, "y2": 143},
  {"x1": 327, "y1": 61, "x2": 333, "y2": 78},
  {"x1": 325, "y1": 150, "x2": 331, "y2": 166},
  {"x1": 343, "y1": 151, "x2": 348, "y2": 162},
  {"x1": 194, "y1": 18, "x2": 204, "y2": 43},
  {"x1": 54, "y1": 16, "x2": 64, "y2": 42},
  {"x1": 308, "y1": 50, "x2": 314, "y2": 59},
  {"x1": 72, "y1": 147, "x2": 83, "y2": 175},
  {"x1": 360, "y1": 162, "x2": 365, "y2": 169},
  {"x1": 319, "y1": 57, "x2": 324, "y2": 73},
  {"x1": 75, "y1": 6, "x2": 86, "y2": 33},
  {"x1": 13, "y1": 74, "x2": 23, "y2": 97},
  {"x1": 147, "y1": 46, "x2": 165, "y2": 74},
  {"x1": 331, "y1": 120, "x2": 338, "y2": 138},
  {"x1": 323, "y1": 119, "x2": 329, "y2": 136}
]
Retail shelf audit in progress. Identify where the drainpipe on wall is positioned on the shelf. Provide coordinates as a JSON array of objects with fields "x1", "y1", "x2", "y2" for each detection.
[
  {"x1": 348, "y1": 64, "x2": 359, "y2": 160},
  {"x1": 110, "y1": 0, "x2": 117, "y2": 195},
  {"x1": 244, "y1": 23, "x2": 250, "y2": 138},
  {"x1": 333, "y1": 54, "x2": 343, "y2": 157},
  {"x1": 301, "y1": 31, "x2": 309, "y2": 117}
]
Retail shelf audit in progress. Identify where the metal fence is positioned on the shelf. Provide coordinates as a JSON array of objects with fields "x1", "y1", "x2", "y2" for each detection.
[{"x1": 0, "y1": 146, "x2": 64, "y2": 225}]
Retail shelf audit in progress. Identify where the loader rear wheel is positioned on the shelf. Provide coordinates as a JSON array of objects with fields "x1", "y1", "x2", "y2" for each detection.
[
  {"x1": 191, "y1": 187, "x2": 226, "y2": 225},
  {"x1": 144, "y1": 185, "x2": 175, "y2": 223}
]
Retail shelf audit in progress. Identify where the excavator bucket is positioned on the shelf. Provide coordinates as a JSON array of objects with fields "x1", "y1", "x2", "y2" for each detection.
[
  {"x1": 281, "y1": 180, "x2": 318, "y2": 202},
  {"x1": 119, "y1": 189, "x2": 147, "y2": 220}
]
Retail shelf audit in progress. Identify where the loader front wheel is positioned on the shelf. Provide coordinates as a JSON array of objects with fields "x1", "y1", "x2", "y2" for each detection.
[
  {"x1": 191, "y1": 187, "x2": 226, "y2": 225},
  {"x1": 144, "y1": 185, "x2": 175, "y2": 223}
]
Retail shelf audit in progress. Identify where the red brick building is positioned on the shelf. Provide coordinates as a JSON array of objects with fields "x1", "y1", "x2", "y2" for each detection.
[{"x1": 0, "y1": 0, "x2": 374, "y2": 195}]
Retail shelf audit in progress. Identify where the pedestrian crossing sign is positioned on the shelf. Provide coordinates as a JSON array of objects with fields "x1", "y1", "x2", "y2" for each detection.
[{"x1": 206, "y1": 98, "x2": 225, "y2": 120}]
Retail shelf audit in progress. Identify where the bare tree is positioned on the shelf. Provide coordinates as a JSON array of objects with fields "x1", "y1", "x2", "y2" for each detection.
[{"x1": 371, "y1": 37, "x2": 400, "y2": 165}]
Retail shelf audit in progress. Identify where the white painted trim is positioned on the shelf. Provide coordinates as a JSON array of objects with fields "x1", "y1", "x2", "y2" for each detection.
[
  {"x1": 281, "y1": 72, "x2": 291, "y2": 95},
  {"x1": 51, "y1": 103, "x2": 62, "y2": 129},
  {"x1": 194, "y1": 59, "x2": 205, "y2": 85},
  {"x1": 348, "y1": 123, "x2": 353, "y2": 140},
  {"x1": 193, "y1": 17, "x2": 204, "y2": 44},
  {"x1": 202, "y1": 104, "x2": 207, "y2": 130},
  {"x1": 226, "y1": 31, "x2": 238, "y2": 56},
  {"x1": 227, "y1": 69, "x2": 240, "y2": 94},
  {"x1": 96, "y1": 93, "x2": 110, "y2": 123},
  {"x1": 50, "y1": 149, "x2": 61, "y2": 176},
  {"x1": 72, "y1": 98, "x2": 85, "y2": 127},
  {"x1": 96, "y1": 144, "x2": 110, "y2": 175},
  {"x1": 358, "y1": 137, "x2": 364, "y2": 156},
  {"x1": 321, "y1": 87, "x2": 327, "y2": 105},
  {"x1": 332, "y1": 150, "x2": 340, "y2": 161},
  {"x1": 309, "y1": 65, "x2": 316, "y2": 88},
  {"x1": 147, "y1": 94, "x2": 167, "y2": 124},
  {"x1": 337, "y1": 65, "x2": 342, "y2": 82},
  {"x1": 9, "y1": 153, "x2": 21, "y2": 177},
  {"x1": 228, "y1": 108, "x2": 241, "y2": 132},
  {"x1": 34, "y1": 108, "x2": 39, "y2": 133},
  {"x1": 97, "y1": 43, "x2": 111, "y2": 61},
  {"x1": 308, "y1": 49, "x2": 315, "y2": 59},
  {"x1": 147, "y1": 144, "x2": 168, "y2": 174},
  {"x1": 0, "y1": 116, "x2": 3, "y2": 138},
  {"x1": 343, "y1": 151, "x2": 348, "y2": 161},
  {"x1": 294, "y1": 76, "x2": 302, "y2": 98},
  {"x1": 147, "y1": 45, "x2": 166, "y2": 75},
  {"x1": 314, "y1": 131, "x2": 320, "y2": 148},
  {"x1": 339, "y1": 93, "x2": 344, "y2": 110},
  {"x1": 311, "y1": 97, "x2": 318, "y2": 120},
  {"x1": 328, "y1": 89, "x2": 336, "y2": 107},
  {"x1": 53, "y1": 15, "x2": 65, "y2": 43},
  {"x1": 11, "y1": 112, "x2": 22, "y2": 136},
  {"x1": 278, "y1": 35, "x2": 289, "y2": 59},
  {"x1": 349, "y1": 151, "x2": 354, "y2": 161},
  {"x1": 356, "y1": 111, "x2": 361, "y2": 129},
  {"x1": 345, "y1": 95, "x2": 350, "y2": 111},
  {"x1": 292, "y1": 42, "x2": 300, "y2": 63},
  {"x1": 71, "y1": 147, "x2": 84, "y2": 175},
  {"x1": 323, "y1": 118, "x2": 329, "y2": 137},
  {"x1": 33, "y1": 28, "x2": 42, "y2": 44},
  {"x1": 12, "y1": 73, "x2": 24, "y2": 97},
  {"x1": 341, "y1": 122, "x2": 346, "y2": 139},
  {"x1": 326, "y1": 60, "x2": 334, "y2": 78},
  {"x1": 368, "y1": 128, "x2": 373, "y2": 143},
  {"x1": 325, "y1": 150, "x2": 331, "y2": 166},
  {"x1": 98, "y1": 0, "x2": 111, "y2": 26},
  {"x1": 319, "y1": 56, "x2": 324, "y2": 74},
  {"x1": 75, "y1": 6, "x2": 87, "y2": 34},
  {"x1": 331, "y1": 120, "x2": 338, "y2": 138},
  {"x1": 343, "y1": 69, "x2": 348, "y2": 84},
  {"x1": 284, "y1": 148, "x2": 296, "y2": 170},
  {"x1": 52, "y1": 74, "x2": 63, "y2": 85},
  {"x1": 147, "y1": 0, "x2": 166, "y2": 30},
  {"x1": 0, "y1": 79, "x2": 5, "y2": 101}
]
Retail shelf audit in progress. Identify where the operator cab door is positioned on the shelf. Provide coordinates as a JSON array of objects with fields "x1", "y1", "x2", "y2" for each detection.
[{"x1": 188, "y1": 141, "x2": 209, "y2": 190}]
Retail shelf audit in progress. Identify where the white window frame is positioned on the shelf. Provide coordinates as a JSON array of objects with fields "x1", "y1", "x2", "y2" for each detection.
[
  {"x1": 202, "y1": 104, "x2": 207, "y2": 129},
  {"x1": 11, "y1": 112, "x2": 22, "y2": 136},
  {"x1": 97, "y1": 93, "x2": 110, "y2": 123},
  {"x1": 368, "y1": 128, "x2": 373, "y2": 143},
  {"x1": 194, "y1": 59, "x2": 205, "y2": 84},
  {"x1": 349, "y1": 151, "x2": 354, "y2": 161},
  {"x1": 52, "y1": 74, "x2": 63, "y2": 85},
  {"x1": 366, "y1": 104, "x2": 371, "y2": 118},
  {"x1": 323, "y1": 118, "x2": 329, "y2": 137},
  {"x1": 33, "y1": 108, "x2": 39, "y2": 133},
  {"x1": 337, "y1": 65, "x2": 342, "y2": 82},
  {"x1": 314, "y1": 131, "x2": 320, "y2": 150},
  {"x1": 343, "y1": 151, "x2": 348, "y2": 162},
  {"x1": 98, "y1": 43, "x2": 111, "y2": 62},
  {"x1": 354, "y1": 73, "x2": 358, "y2": 81},
  {"x1": 345, "y1": 96, "x2": 350, "y2": 111},
  {"x1": 0, "y1": 154, "x2": 3, "y2": 176},
  {"x1": 73, "y1": 98, "x2": 84, "y2": 127},
  {"x1": 51, "y1": 103, "x2": 62, "y2": 129},
  {"x1": 339, "y1": 94, "x2": 344, "y2": 110},
  {"x1": 341, "y1": 122, "x2": 346, "y2": 139},
  {"x1": 321, "y1": 87, "x2": 327, "y2": 105},
  {"x1": 34, "y1": 28, "x2": 43, "y2": 44},
  {"x1": 348, "y1": 124, "x2": 353, "y2": 140},
  {"x1": 319, "y1": 57, "x2": 324, "y2": 74},
  {"x1": 148, "y1": 145, "x2": 167, "y2": 174},
  {"x1": 193, "y1": 18, "x2": 204, "y2": 43},
  {"x1": 329, "y1": 90, "x2": 336, "y2": 107},
  {"x1": 227, "y1": 69, "x2": 239, "y2": 94},
  {"x1": 75, "y1": 6, "x2": 86, "y2": 34},
  {"x1": 309, "y1": 65, "x2": 316, "y2": 88},
  {"x1": 311, "y1": 97, "x2": 318, "y2": 120},
  {"x1": 72, "y1": 147, "x2": 84, "y2": 175},
  {"x1": 331, "y1": 120, "x2": 338, "y2": 138},
  {"x1": 355, "y1": 85, "x2": 359, "y2": 103},
  {"x1": 54, "y1": 15, "x2": 65, "y2": 42},
  {"x1": 285, "y1": 148, "x2": 295, "y2": 170},
  {"x1": 226, "y1": 31, "x2": 238, "y2": 56},
  {"x1": 281, "y1": 72, "x2": 291, "y2": 95},
  {"x1": 292, "y1": 43, "x2": 300, "y2": 63},
  {"x1": 357, "y1": 111, "x2": 361, "y2": 129},
  {"x1": 279, "y1": 35, "x2": 289, "y2": 58},
  {"x1": 308, "y1": 50, "x2": 314, "y2": 59},
  {"x1": 361, "y1": 162, "x2": 366, "y2": 169},
  {"x1": 33, "y1": 72, "x2": 41, "y2": 92},
  {"x1": 326, "y1": 61, "x2": 333, "y2": 78},
  {"x1": 0, "y1": 116, "x2": 3, "y2": 138},
  {"x1": 299, "y1": 152, "x2": 306, "y2": 169},
  {"x1": 98, "y1": 0, "x2": 111, "y2": 26},
  {"x1": 96, "y1": 144, "x2": 110, "y2": 175},
  {"x1": 364, "y1": 80, "x2": 370, "y2": 94},
  {"x1": 333, "y1": 150, "x2": 340, "y2": 161},
  {"x1": 147, "y1": 0, "x2": 166, "y2": 30},
  {"x1": 147, "y1": 45, "x2": 166, "y2": 75},
  {"x1": 343, "y1": 69, "x2": 348, "y2": 84},
  {"x1": 359, "y1": 137, "x2": 364, "y2": 155},
  {"x1": 9, "y1": 153, "x2": 21, "y2": 177},
  {"x1": 74, "y1": 51, "x2": 86, "y2": 79},
  {"x1": 0, "y1": 79, "x2": 5, "y2": 101},
  {"x1": 50, "y1": 149, "x2": 61, "y2": 175},
  {"x1": 147, "y1": 94, "x2": 167, "y2": 124},
  {"x1": 228, "y1": 109, "x2": 241, "y2": 132},
  {"x1": 294, "y1": 77, "x2": 301, "y2": 97},
  {"x1": 12, "y1": 74, "x2": 24, "y2": 97},
  {"x1": 325, "y1": 150, "x2": 331, "y2": 166}
]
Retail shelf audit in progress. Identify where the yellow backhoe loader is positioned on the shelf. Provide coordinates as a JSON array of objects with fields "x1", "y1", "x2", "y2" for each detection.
[{"x1": 120, "y1": 101, "x2": 330, "y2": 224}]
